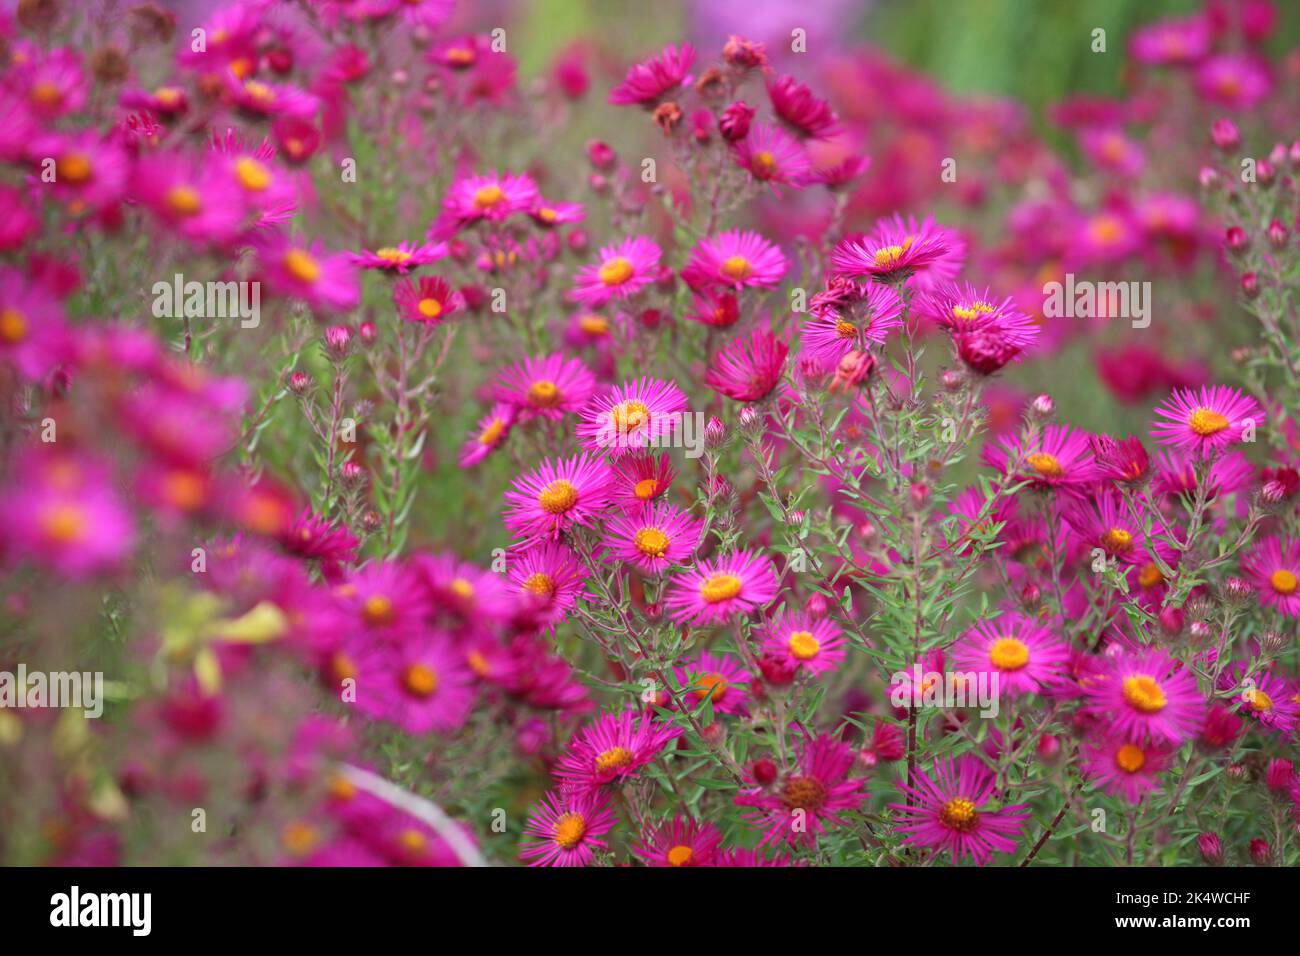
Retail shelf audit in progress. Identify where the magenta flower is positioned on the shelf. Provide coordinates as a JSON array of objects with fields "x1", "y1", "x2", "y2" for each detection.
[
  {"x1": 731, "y1": 122, "x2": 811, "y2": 190},
  {"x1": 503, "y1": 452, "x2": 612, "y2": 542},
  {"x1": 1241, "y1": 536, "x2": 1300, "y2": 617},
  {"x1": 459, "y1": 402, "x2": 515, "y2": 468},
  {"x1": 253, "y1": 234, "x2": 361, "y2": 313},
  {"x1": 601, "y1": 500, "x2": 703, "y2": 574},
  {"x1": 131, "y1": 151, "x2": 246, "y2": 243},
  {"x1": 608, "y1": 43, "x2": 695, "y2": 107},
  {"x1": 1150, "y1": 386, "x2": 1261, "y2": 460},
  {"x1": 491, "y1": 352, "x2": 596, "y2": 422},
  {"x1": 1216, "y1": 664, "x2": 1298, "y2": 738},
  {"x1": 349, "y1": 240, "x2": 448, "y2": 274},
  {"x1": 350, "y1": 632, "x2": 476, "y2": 734},
  {"x1": 666, "y1": 550, "x2": 779, "y2": 626},
  {"x1": 682, "y1": 230, "x2": 788, "y2": 291},
  {"x1": 737, "y1": 735, "x2": 867, "y2": 847},
  {"x1": 1083, "y1": 648, "x2": 1206, "y2": 746},
  {"x1": 394, "y1": 275, "x2": 464, "y2": 325},
  {"x1": 674, "y1": 650, "x2": 753, "y2": 717},
  {"x1": 431, "y1": 171, "x2": 540, "y2": 237},
  {"x1": 831, "y1": 214, "x2": 952, "y2": 282},
  {"x1": 608, "y1": 452, "x2": 677, "y2": 511},
  {"x1": 766, "y1": 74, "x2": 838, "y2": 139},
  {"x1": 520, "y1": 789, "x2": 618, "y2": 867},
  {"x1": 891, "y1": 755, "x2": 1030, "y2": 865},
  {"x1": 633, "y1": 817, "x2": 723, "y2": 867},
  {"x1": 1080, "y1": 735, "x2": 1173, "y2": 805},
  {"x1": 920, "y1": 282, "x2": 1040, "y2": 350},
  {"x1": 576, "y1": 376, "x2": 688, "y2": 456},
  {"x1": 951, "y1": 614, "x2": 1069, "y2": 698},
  {"x1": 570, "y1": 236, "x2": 661, "y2": 307},
  {"x1": 1129, "y1": 14, "x2": 1211, "y2": 66},
  {"x1": 0, "y1": 268, "x2": 72, "y2": 382},
  {"x1": 554, "y1": 710, "x2": 681, "y2": 792},
  {"x1": 801, "y1": 281, "x2": 904, "y2": 366},
  {"x1": 705, "y1": 327, "x2": 789, "y2": 402},
  {"x1": 760, "y1": 612, "x2": 846, "y2": 676},
  {"x1": 1195, "y1": 54, "x2": 1272, "y2": 110},
  {"x1": 507, "y1": 541, "x2": 589, "y2": 628}
]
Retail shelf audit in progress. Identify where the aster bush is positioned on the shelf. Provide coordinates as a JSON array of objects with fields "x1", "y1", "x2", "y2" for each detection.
[{"x1": 1, "y1": 0, "x2": 1299, "y2": 873}]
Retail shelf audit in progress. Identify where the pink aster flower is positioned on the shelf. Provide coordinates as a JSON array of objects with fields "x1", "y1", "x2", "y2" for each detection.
[
  {"x1": 601, "y1": 500, "x2": 703, "y2": 574},
  {"x1": 431, "y1": 171, "x2": 539, "y2": 237},
  {"x1": 253, "y1": 233, "x2": 360, "y2": 313},
  {"x1": 737, "y1": 735, "x2": 867, "y2": 847},
  {"x1": 131, "y1": 151, "x2": 246, "y2": 244},
  {"x1": 705, "y1": 327, "x2": 789, "y2": 402},
  {"x1": 1242, "y1": 536, "x2": 1300, "y2": 617},
  {"x1": 0, "y1": 269, "x2": 72, "y2": 382},
  {"x1": 920, "y1": 282, "x2": 1040, "y2": 350},
  {"x1": 682, "y1": 230, "x2": 787, "y2": 291},
  {"x1": 576, "y1": 376, "x2": 688, "y2": 456},
  {"x1": 508, "y1": 542, "x2": 589, "y2": 628},
  {"x1": 492, "y1": 353, "x2": 597, "y2": 422},
  {"x1": 459, "y1": 402, "x2": 515, "y2": 468},
  {"x1": 1195, "y1": 54, "x2": 1272, "y2": 110},
  {"x1": 349, "y1": 240, "x2": 447, "y2": 274},
  {"x1": 951, "y1": 614, "x2": 1069, "y2": 698},
  {"x1": 418, "y1": 552, "x2": 514, "y2": 625},
  {"x1": 1150, "y1": 386, "x2": 1261, "y2": 460},
  {"x1": 984, "y1": 424, "x2": 1101, "y2": 491},
  {"x1": 529, "y1": 199, "x2": 585, "y2": 228},
  {"x1": 1217, "y1": 665, "x2": 1298, "y2": 738},
  {"x1": 0, "y1": 452, "x2": 135, "y2": 578},
  {"x1": 33, "y1": 131, "x2": 131, "y2": 215},
  {"x1": 1083, "y1": 648, "x2": 1206, "y2": 746},
  {"x1": 1062, "y1": 490, "x2": 1159, "y2": 566},
  {"x1": 890, "y1": 755, "x2": 1030, "y2": 865},
  {"x1": 801, "y1": 281, "x2": 904, "y2": 366},
  {"x1": 520, "y1": 789, "x2": 617, "y2": 867},
  {"x1": 1129, "y1": 14, "x2": 1211, "y2": 66},
  {"x1": 570, "y1": 236, "x2": 661, "y2": 307},
  {"x1": 666, "y1": 550, "x2": 780, "y2": 626},
  {"x1": 394, "y1": 275, "x2": 464, "y2": 325},
  {"x1": 608, "y1": 43, "x2": 695, "y2": 107},
  {"x1": 831, "y1": 214, "x2": 952, "y2": 283},
  {"x1": 1081, "y1": 735, "x2": 1174, "y2": 805},
  {"x1": 760, "y1": 612, "x2": 846, "y2": 676},
  {"x1": 350, "y1": 632, "x2": 475, "y2": 734},
  {"x1": 766, "y1": 73, "x2": 838, "y2": 139},
  {"x1": 609, "y1": 452, "x2": 677, "y2": 511},
  {"x1": 504, "y1": 452, "x2": 612, "y2": 542},
  {"x1": 731, "y1": 122, "x2": 811, "y2": 190},
  {"x1": 634, "y1": 817, "x2": 723, "y2": 867},
  {"x1": 673, "y1": 651, "x2": 753, "y2": 717},
  {"x1": 554, "y1": 710, "x2": 681, "y2": 792}
]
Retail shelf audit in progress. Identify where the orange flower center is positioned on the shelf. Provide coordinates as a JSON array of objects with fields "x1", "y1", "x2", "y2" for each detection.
[
  {"x1": 473, "y1": 184, "x2": 505, "y2": 209},
  {"x1": 598, "y1": 256, "x2": 634, "y2": 286},
  {"x1": 401, "y1": 663, "x2": 439, "y2": 698},
  {"x1": 989, "y1": 637, "x2": 1029, "y2": 671},
  {"x1": 57, "y1": 152, "x2": 93, "y2": 184},
  {"x1": 699, "y1": 573, "x2": 742, "y2": 603},
  {"x1": 788, "y1": 631, "x2": 820, "y2": 661},
  {"x1": 1188, "y1": 407, "x2": 1229, "y2": 436},
  {"x1": 609, "y1": 399, "x2": 650, "y2": 433},
  {"x1": 40, "y1": 503, "x2": 86, "y2": 544},
  {"x1": 1122, "y1": 675, "x2": 1167, "y2": 713},
  {"x1": 782, "y1": 775, "x2": 827, "y2": 812},
  {"x1": 1115, "y1": 744, "x2": 1146, "y2": 774},
  {"x1": 939, "y1": 797, "x2": 978, "y2": 833},
  {"x1": 667, "y1": 845, "x2": 694, "y2": 866},
  {"x1": 1102, "y1": 528, "x2": 1134, "y2": 553},
  {"x1": 1269, "y1": 569, "x2": 1297, "y2": 595},
  {"x1": 166, "y1": 185, "x2": 202, "y2": 217},
  {"x1": 418, "y1": 297, "x2": 443, "y2": 319},
  {"x1": 553, "y1": 812, "x2": 586, "y2": 849},
  {"x1": 527, "y1": 379, "x2": 562, "y2": 407},
  {"x1": 538, "y1": 479, "x2": 578, "y2": 514},
  {"x1": 595, "y1": 746, "x2": 633, "y2": 774},
  {"x1": 751, "y1": 150, "x2": 777, "y2": 178},
  {"x1": 478, "y1": 418, "x2": 505, "y2": 446},
  {"x1": 0, "y1": 308, "x2": 28, "y2": 344},
  {"x1": 720, "y1": 255, "x2": 753, "y2": 280},
  {"x1": 362, "y1": 594, "x2": 395, "y2": 627},
  {"x1": 523, "y1": 572, "x2": 556, "y2": 598},
  {"x1": 634, "y1": 527, "x2": 670, "y2": 558},
  {"x1": 633, "y1": 478, "x2": 660, "y2": 500},
  {"x1": 235, "y1": 157, "x2": 271, "y2": 191},
  {"x1": 1027, "y1": 452, "x2": 1063, "y2": 478},
  {"x1": 284, "y1": 249, "x2": 321, "y2": 284}
]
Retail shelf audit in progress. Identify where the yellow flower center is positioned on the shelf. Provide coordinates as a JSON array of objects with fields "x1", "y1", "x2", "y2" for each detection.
[
  {"x1": 166, "y1": 185, "x2": 202, "y2": 217},
  {"x1": 30, "y1": 81, "x2": 62, "y2": 108},
  {"x1": 362, "y1": 594, "x2": 395, "y2": 626},
  {"x1": 700, "y1": 573, "x2": 742, "y2": 604},
  {"x1": 752, "y1": 150, "x2": 777, "y2": 178},
  {"x1": 634, "y1": 527, "x2": 670, "y2": 558},
  {"x1": 1026, "y1": 452, "x2": 1063, "y2": 478},
  {"x1": 553, "y1": 812, "x2": 586, "y2": 849},
  {"x1": 40, "y1": 503, "x2": 86, "y2": 544},
  {"x1": 0, "y1": 308, "x2": 27, "y2": 344},
  {"x1": 939, "y1": 797, "x2": 978, "y2": 833},
  {"x1": 402, "y1": 663, "x2": 439, "y2": 698},
  {"x1": 522, "y1": 572, "x2": 556, "y2": 599},
  {"x1": 989, "y1": 637, "x2": 1030, "y2": 671},
  {"x1": 450, "y1": 577, "x2": 475, "y2": 600},
  {"x1": 1102, "y1": 528, "x2": 1134, "y2": 553},
  {"x1": 598, "y1": 256, "x2": 634, "y2": 286},
  {"x1": 329, "y1": 651, "x2": 357, "y2": 683},
  {"x1": 1188, "y1": 407, "x2": 1229, "y2": 436},
  {"x1": 667, "y1": 845, "x2": 694, "y2": 866},
  {"x1": 467, "y1": 650, "x2": 491, "y2": 678},
  {"x1": 243, "y1": 80, "x2": 275, "y2": 106},
  {"x1": 788, "y1": 630, "x2": 820, "y2": 661},
  {"x1": 782, "y1": 775, "x2": 827, "y2": 811},
  {"x1": 1138, "y1": 562, "x2": 1164, "y2": 589},
  {"x1": 1122, "y1": 675, "x2": 1167, "y2": 713},
  {"x1": 952, "y1": 301, "x2": 995, "y2": 322},
  {"x1": 538, "y1": 479, "x2": 578, "y2": 515},
  {"x1": 537, "y1": 207, "x2": 558, "y2": 223},
  {"x1": 835, "y1": 319, "x2": 858, "y2": 339},
  {"x1": 1244, "y1": 687, "x2": 1273, "y2": 712},
  {"x1": 610, "y1": 399, "x2": 650, "y2": 433},
  {"x1": 376, "y1": 247, "x2": 412, "y2": 264},
  {"x1": 634, "y1": 478, "x2": 660, "y2": 500},
  {"x1": 398, "y1": 828, "x2": 427, "y2": 855},
  {"x1": 162, "y1": 470, "x2": 205, "y2": 510},
  {"x1": 155, "y1": 86, "x2": 184, "y2": 108},
  {"x1": 418, "y1": 297, "x2": 443, "y2": 319},
  {"x1": 579, "y1": 314, "x2": 608, "y2": 335},
  {"x1": 1270, "y1": 569, "x2": 1297, "y2": 595},
  {"x1": 281, "y1": 821, "x2": 319, "y2": 857},
  {"x1": 284, "y1": 249, "x2": 321, "y2": 284},
  {"x1": 234, "y1": 156, "x2": 271, "y2": 191},
  {"x1": 527, "y1": 379, "x2": 562, "y2": 408},
  {"x1": 872, "y1": 237, "x2": 914, "y2": 269},
  {"x1": 595, "y1": 746, "x2": 633, "y2": 774},
  {"x1": 478, "y1": 418, "x2": 505, "y2": 445},
  {"x1": 1115, "y1": 744, "x2": 1146, "y2": 774},
  {"x1": 473, "y1": 184, "x2": 505, "y2": 209},
  {"x1": 720, "y1": 255, "x2": 753, "y2": 280},
  {"x1": 693, "y1": 674, "x2": 728, "y2": 703},
  {"x1": 57, "y1": 152, "x2": 92, "y2": 184}
]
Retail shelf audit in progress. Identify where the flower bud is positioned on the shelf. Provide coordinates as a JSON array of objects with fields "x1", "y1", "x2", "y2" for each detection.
[
  {"x1": 704, "y1": 415, "x2": 727, "y2": 449},
  {"x1": 1241, "y1": 271, "x2": 1260, "y2": 299},
  {"x1": 1224, "y1": 225, "x2": 1249, "y2": 254},
  {"x1": 361, "y1": 510, "x2": 382, "y2": 534},
  {"x1": 586, "y1": 140, "x2": 616, "y2": 171},
  {"x1": 1265, "y1": 758, "x2": 1293, "y2": 792},
  {"x1": 340, "y1": 460, "x2": 366, "y2": 488},
  {"x1": 1266, "y1": 218, "x2": 1289, "y2": 249},
  {"x1": 1210, "y1": 118, "x2": 1240, "y2": 151},
  {"x1": 288, "y1": 370, "x2": 312, "y2": 395},
  {"x1": 1037, "y1": 733, "x2": 1061, "y2": 763},
  {"x1": 358, "y1": 320, "x2": 377, "y2": 346},
  {"x1": 1197, "y1": 832, "x2": 1224, "y2": 865},
  {"x1": 719, "y1": 100, "x2": 755, "y2": 141},
  {"x1": 1249, "y1": 837, "x2": 1272, "y2": 866},
  {"x1": 1256, "y1": 159, "x2": 1276, "y2": 188},
  {"x1": 323, "y1": 325, "x2": 352, "y2": 359},
  {"x1": 1031, "y1": 393, "x2": 1054, "y2": 418},
  {"x1": 1158, "y1": 605, "x2": 1184, "y2": 637},
  {"x1": 751, "y1": 758, "x2": 778, "y2": 786}
]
